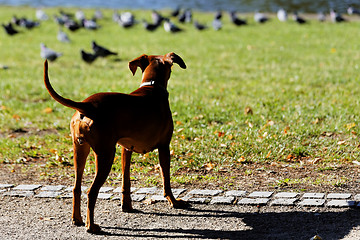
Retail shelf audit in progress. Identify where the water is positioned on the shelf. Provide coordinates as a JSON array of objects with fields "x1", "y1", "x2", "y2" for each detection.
[{"x1": 0, "y1": 0, "x2": 358, "y2": 13}]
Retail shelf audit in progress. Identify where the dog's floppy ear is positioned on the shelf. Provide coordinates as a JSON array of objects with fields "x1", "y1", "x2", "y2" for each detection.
[
  {"x1": 129, "y1": 54, "x2": 149, "y2": 75},
  {"x1": 166, "y1": 52, "x2": 187, "y2": 69}
]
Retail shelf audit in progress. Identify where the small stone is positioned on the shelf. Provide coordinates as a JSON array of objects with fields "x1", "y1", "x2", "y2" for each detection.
[
  {"x1": 186, "y1": 197, "x2": 210, "y2": 204},
  {"x1": 3, "y1": 191, "x2": 34, "y2": 197},
  {"x1": 172, "y1": 189, "x2": 187, "y2": 198},
  {"x1": 327, "y1": 193, "x2": 351, "y2": 199},
  {"x1": 274, "y1": 192, "x2": 298, "y2": 198},
  {"x1": 225, "y1": 190, "x2": 247, "y2": 197},
  {"x1": 41, "y1": 185, "x2": 66, "y2": 191},
  {"x1": 99, "y1": 187, "x2": 114, "y2": 193},
  {"x1": 13, "y1": 184, "x2": 42, "y2": 191},
  {"x1": 354, "y1": 194, "x2": 360, "y2": 201},
  {"x1": 59, "y1": 192, "x2": 73, "y2": 198},
  {"x1": 64, "y1": 186, "x2": 87, "y2": 192},
  {"x1": 271, "y1": 198, "x2": 297, "y2": 206},
  {"x1": 238, "y1": 198, "x2": 269, "y2": 205},
  {"x1": 187, "y1": 189, "x2": 223, "y2": 196},
  {"x1": 36, "y1": 191, "x2": 62, "y2": 198},
  {"x1": 327, "y1": 200, "x2": 356, "y2": 208},
  {"x1": 135, "y1": 187, "x2": 161, "y2": 195},
  {"x1": 298, "y1": 199, "x2": 325, "y2": 207},
  {"x1": 210, "y1": 196, "x2": 235, "y2": 204},
  {"x1": 97, "y1": 193, "x2": 112, "y2": 200},
  {"x1": 151, "y1": 195, "x2": 166, "y2": 202},
  {"x1": 113, "y1": 187, "x2": 137, "y2": 193},
  {"x1": 131, "y1": 194, "x2": 146, "y2": 202},
  {"x1": 248, "y1": 191, "x2": 273, "y2": 198},
  {"x1": 302, "y1": 193, "x2": 325, "y2": 199}
]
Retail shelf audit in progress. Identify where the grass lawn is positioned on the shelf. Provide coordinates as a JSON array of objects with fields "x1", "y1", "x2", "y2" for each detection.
[{"x1": 0, "y1": 6, "x2": 359, "y2": 191}]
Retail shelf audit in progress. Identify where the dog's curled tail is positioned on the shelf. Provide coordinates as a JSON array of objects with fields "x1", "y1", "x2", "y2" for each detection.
[{"x1": 44, "y1": 60, "x2": 95, "y2": 118}]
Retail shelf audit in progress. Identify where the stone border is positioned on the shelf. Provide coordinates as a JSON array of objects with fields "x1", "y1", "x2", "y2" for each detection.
[{"x1": 1, "y1": 184, "x2": 360, "y2": 208}]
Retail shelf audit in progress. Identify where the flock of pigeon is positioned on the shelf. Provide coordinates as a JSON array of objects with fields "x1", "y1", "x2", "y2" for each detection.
[{"x1": 2, "y1": 6, "x2": 360, "y2": 63}]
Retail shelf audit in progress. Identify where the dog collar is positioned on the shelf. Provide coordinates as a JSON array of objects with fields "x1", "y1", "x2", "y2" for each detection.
[
  {"x1": 139, "y1": 80, "x2": 169, "y2": 96},
  {"x1": 139, "y1": 81, "x2": 156, "y2": 88}
]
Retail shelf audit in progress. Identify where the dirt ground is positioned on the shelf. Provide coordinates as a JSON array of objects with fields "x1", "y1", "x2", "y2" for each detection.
[
  {"x1": 1, "y1": 149, "x2": 360, "y2": 239},
  {"x1": 0, "y1": 196, "x2": 359, "y2": 240}
]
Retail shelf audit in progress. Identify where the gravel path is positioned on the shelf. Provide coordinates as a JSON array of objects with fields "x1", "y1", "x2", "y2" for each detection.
[{"x1": 1, "y1": 196, "x2": 360, "y2": 239}]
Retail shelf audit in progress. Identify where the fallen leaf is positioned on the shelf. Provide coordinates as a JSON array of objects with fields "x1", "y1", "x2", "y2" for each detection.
[
  {"x1": 43, "y1": 107, "x2": 53, "y2": 113},
  {"x1": 337, "y1": 140, "x2": 346, "y2": 145},
  {"x1": 143, "y1": 198, "x2": 156, "y2": 205},
  {"x1": 12, "y1": 114, "x2": 21, "y2": 121},
  {"x1": 204, "y1": 162, "x2": 215, "y2": 171},
  {"x1": 345, "y1": 122, "x2": 356, "y2": 131},
  {"x1": 266, "y1": 150, "x2": 271, "y2": 158},
  {"x1": 244, "y1": 106, "x2": 253, "y2": 115}
]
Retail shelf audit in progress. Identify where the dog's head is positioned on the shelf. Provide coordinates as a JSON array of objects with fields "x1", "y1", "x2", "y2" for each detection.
[{"x1": 129, "y1": 52, "x2": 186, "y2": 87}]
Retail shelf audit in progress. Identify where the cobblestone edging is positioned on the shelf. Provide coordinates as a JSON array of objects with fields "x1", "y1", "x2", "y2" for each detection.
[{"x1": 1, "y1": 184, "x2": 360, "y2": 208}]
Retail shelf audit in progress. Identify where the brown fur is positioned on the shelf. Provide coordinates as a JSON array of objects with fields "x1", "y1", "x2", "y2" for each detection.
[{"x1": 44, "y1": 52, "x2": 188, "y2": 233}]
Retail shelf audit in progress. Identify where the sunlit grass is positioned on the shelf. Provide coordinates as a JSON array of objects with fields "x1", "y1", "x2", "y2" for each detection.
[{"x1": 0, "y1": 6, "x2": 360, "y2": 187}]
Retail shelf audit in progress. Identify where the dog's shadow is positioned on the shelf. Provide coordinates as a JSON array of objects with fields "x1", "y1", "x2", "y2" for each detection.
[{"x1": 97, "y1": 206, "x2": 360, "y2": 239}]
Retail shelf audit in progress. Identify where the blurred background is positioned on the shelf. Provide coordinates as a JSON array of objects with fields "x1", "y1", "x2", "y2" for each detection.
[{"x1": 0, "y1": 0, "x2": 359, "y2": 13}]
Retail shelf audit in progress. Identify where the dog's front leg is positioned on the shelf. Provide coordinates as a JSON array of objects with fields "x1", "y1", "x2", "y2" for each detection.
[
  {"x1": 121, "y1": 147, "x2": 133, "y2": 212},
  {"x1": 158, "y1": 145, "x2": 189, "y2": 209}
]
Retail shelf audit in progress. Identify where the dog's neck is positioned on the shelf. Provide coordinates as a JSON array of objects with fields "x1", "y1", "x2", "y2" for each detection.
[{"x1": 139, "y1": 80, "x2": 168, "y2": 94}]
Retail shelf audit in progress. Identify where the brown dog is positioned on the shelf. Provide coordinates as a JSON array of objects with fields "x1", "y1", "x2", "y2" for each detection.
[{"x1": 43, "y1": 52, "x2": 188, "y2": 233}]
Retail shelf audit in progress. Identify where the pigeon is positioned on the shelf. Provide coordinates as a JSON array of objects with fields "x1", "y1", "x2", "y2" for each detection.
[
  {"x1": 330, "y1": 9, "x2": 346, "y2": 23},
  {"x1": 229, "y1": 11, "x2": 247, "y2": 26},
  {"x1": 93, "y1": 10, "x2": 103, "y2": 20},
  {"x1": 118, "y1": 12, "x2": 135, "y2": 28},
  {"x1": 19, "y1": 18, "x2": 40, "y2": 29},
  {"x1": 142, "y1": 19, "x2": 160, "y2": 31},
  {"x1": 40, "y1": 43, "x2": 62, "y2": 61},
  {"x1": 293, "y1": 12, "x2": 306, "y2": 24},
  {"x1": 112, "y1": 11, "x2": 121, "y2": 22},
  {"x1": 82, "y1": 18, "x2": 98, "y2": 30},
  {"x1": 164, "y1": 18, "x2": 183, "y2": 33},
  {"x1": 178, "y1": 9, "x2": 192, "y2": 23},
  {"x1": 36, "y1": 9, "x2": 48, "y2": 21},
  {"x1": 277, "y1": 8, "x2": 288, "y2": 21},
  {"x1": 2, "y1": 22, "x2": 19, "y2": 36},
  {"x1": 64, "y1": 20, "x2": 81, "y2": 31},
  {"x1": 347, "y1": 6, "x2": 360, "y2": 15},
  {"x1": 92, "y1": 41, "x2": 118, "y2": 57},
  {"x1": 214, "y1": 10, "x2": 222, "y2": 20},
  {"x1": 11, "y1": 15, "x2": 21, "y2": 25},
  {"x1": 151, "y1": 10, "x2": 164, "y2": 26},
  {"x1": 194, "y1": 20, "x2": 207, "y2": 30},
  {"x1": 75, "y1": 10, "x2": 85, "y2": 21},
  {"x1": 212, "y1": 18, "x2": 222, "y2": 31},
  {"x1": 81, "y1": 49, "x2": 98, "y2": 64},
  {"x1": 254, "y1": 11, "x2": 269, "y2": 23},
  {"x1": 171, "y1": 7, "x2": 180, "y2": 17},
  {"x1": 317, "y1": 12, "x2": 326, "y2": 22},
  {"x1": 57, "y1": 29, "x2": 70, "y2": 43}
]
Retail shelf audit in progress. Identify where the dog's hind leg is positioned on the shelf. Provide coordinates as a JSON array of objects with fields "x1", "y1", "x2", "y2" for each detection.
[
  {"x1": 121, "y1": 147, "x2": 133, "y2": 212},
  {"x1": 85, "y1": 146, "x2": 115, "y2": 233},
  {"x1": 72, "y1": 141, "x2": 90, "y2": 226}
]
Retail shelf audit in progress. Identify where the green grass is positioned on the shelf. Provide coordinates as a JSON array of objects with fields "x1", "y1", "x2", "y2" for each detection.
[{"x1": 1, "y1": 6, "x2": 360, "y2": 187}]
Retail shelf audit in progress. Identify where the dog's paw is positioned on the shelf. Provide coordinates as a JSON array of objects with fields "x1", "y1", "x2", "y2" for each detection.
[
  {"x1": 121, "y1": 203, "x2": 134, "y2": 213},
  {"x1": 171, "y1": 199, "x2": 190, "y2": 209},
  {"x1": 86, "y1": 223, "x2": 101, "y2": 234},
  {"x1": 72, "y1": 218, "x2": 85, "y2": 226}
]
